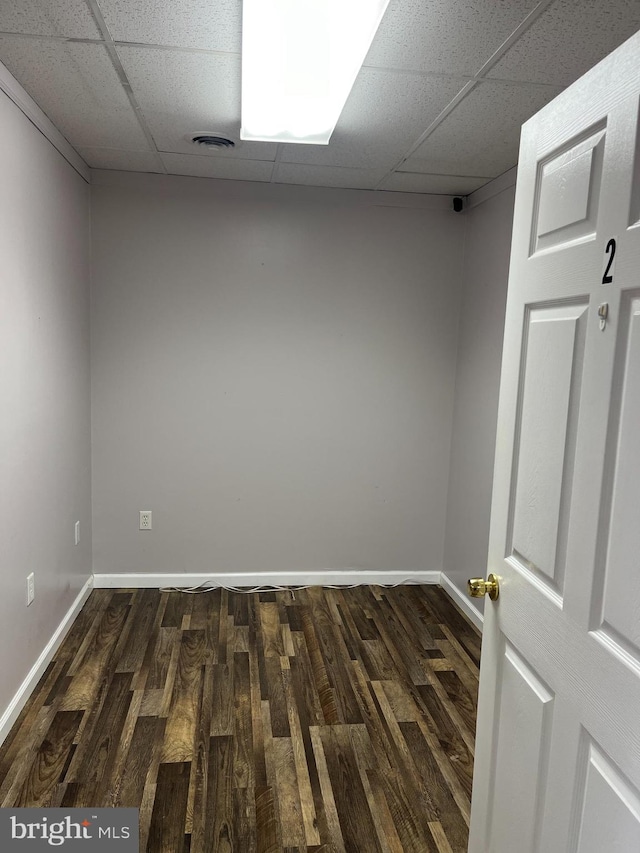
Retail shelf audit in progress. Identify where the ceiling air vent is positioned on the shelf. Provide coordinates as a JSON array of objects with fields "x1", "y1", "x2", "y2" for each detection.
[{"x1": 190, "y1": 133, "x2": 235, "y2": 149}]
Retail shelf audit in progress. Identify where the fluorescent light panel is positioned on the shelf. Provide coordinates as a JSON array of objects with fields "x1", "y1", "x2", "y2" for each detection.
[{"x1": 241, "y1": 0, "x2": 390, "y2": 145}]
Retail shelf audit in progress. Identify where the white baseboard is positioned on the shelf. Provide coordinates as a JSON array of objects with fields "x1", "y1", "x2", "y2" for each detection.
[
  {"x1": 439, "y1": 572, "x2": 484, "y2": 632},
  {"x1": 0, "y1": 575, "x2": 94, "y2": 747},
  {"x1": 92, "y1": 570, "x2": 441, "y2": 589}
]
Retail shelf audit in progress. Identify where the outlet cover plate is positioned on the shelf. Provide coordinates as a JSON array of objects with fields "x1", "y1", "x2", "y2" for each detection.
[{"x1": 139, "y1": 511, "x2": 152, "y2": 530}]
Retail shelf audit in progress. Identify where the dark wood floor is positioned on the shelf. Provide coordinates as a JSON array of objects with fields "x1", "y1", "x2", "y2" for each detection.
[{"x1": 0, "y1": 585, "x2": 480, "y2": 853}]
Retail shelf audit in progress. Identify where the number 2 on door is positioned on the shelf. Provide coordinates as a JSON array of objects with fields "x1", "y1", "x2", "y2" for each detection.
[{"x1": 602, "y1": 237, "x2": 616, "y2": 284}]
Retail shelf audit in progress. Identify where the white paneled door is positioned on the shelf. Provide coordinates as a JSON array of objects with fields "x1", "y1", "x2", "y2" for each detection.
[{"x1": 468, "y1": 31, "x2": 640, "y2": 853}]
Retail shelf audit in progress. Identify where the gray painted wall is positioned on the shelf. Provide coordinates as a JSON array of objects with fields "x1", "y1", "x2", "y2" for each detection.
[
  {"x1": 0, "y1": 88, "x2": 92, "y2": 718},
  {"x1": 90, "y1": 174, "x2": 465, "y2": 577},
  {"x1": 443, "y1": 185, "x2": 516, "y2": 621}
]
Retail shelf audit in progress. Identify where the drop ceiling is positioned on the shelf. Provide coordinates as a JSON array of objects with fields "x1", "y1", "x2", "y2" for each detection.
[{"x1": 0, "y1": 0, "x2": 638, "y2": 194}]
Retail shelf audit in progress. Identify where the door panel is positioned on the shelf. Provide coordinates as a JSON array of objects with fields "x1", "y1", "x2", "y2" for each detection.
[
  {"x1": 629, "y1": 102, "x2": 640, "y2": 226},
  {"x1": 594, "y1": 292, "x2": 640, "y2": 660},
  {"x1": 468, "y1": 32, "x2": 640, "y2": 853},
  {"x1": 533, "y1": 126, "x2": 606, "y2": 254},
  {"x1": 573, "y1": 740, "x2": 640, "y2": 853},
  {"x1": 510, "y1": 302, "x2": 588, "y2": 597},
  {"x1": 487, "y1": 644, "x2": 553, "y2": 853}
]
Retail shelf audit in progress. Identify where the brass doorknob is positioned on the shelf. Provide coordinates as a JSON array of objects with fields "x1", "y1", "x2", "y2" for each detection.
[{"x1": 467, "y1": 574, "x2": 499, "y2": 601}]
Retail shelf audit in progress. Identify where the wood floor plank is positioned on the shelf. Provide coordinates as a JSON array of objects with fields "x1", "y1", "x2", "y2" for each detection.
[
  {"x1": 158, "y1": 629, "x2": 182, "y2": 718},
  {"x1": 145, "y1": 626, "x2": 178, "y2": 692},
  {"x1": 0, "y1": 585, "x2": 478, "y2": 853},
  {"x1": 218, "y1": 589, "x2": 229, "y2": 665},
  {"x1": 63, "y1": 591, "x2": 115, "y2": 675},
  {"x1": 233, "y1": 785, "x2": 257, "y2": 852},
  {"x1": 161, "y1": 591, "x2": 191, "y2": 629},
  {"x1": 356, "y1": 637, "x2": 398, "y2": 686},
  {"x1": 350, "y1": 727, "x2": 399, "y2": 853},
  {"x1": 210, "y1": 661, "x2": 234, "y2": 738},
  {"x1": 259, "y1": 602, "x2": 290, "y2": 738},
  {"x1": 65, "y1": 672, "x2": 133, "y2": 801},
  {"x1": 428, "y1": 820, "x2": 456, "y2": 853},
  {"x1": 282, "y1": 658, "x2": 321, "y2": 847},
  {"x1": 272, "y1": 736, "x2": 306, "y2": 848},
  {"x1": 300, "y1": 608, "x2": 340, "y2": 725},
  {"x1": 139, "y1": 688, "x2": 164, "y2": 717},
  {"x1": 338, "y1": 588, "x2": 378, "y2": 642},
  {"x1": 369, "y1": 681, "x2": 440, "y2": 828},
  {"x1": 162, "y1": 630, "x2": 205, "y2": 763},
  {"x1": 14, "y1": 710, "x2": 83, "y2": 807},
  {"x1": 384, "y1": 588, "x2": 438, "y2": 654},
  {"x1": 369, "y1": 598, "x2": 430, "y2": 687},
  {"x1": 43, "y1": 662, "x2": 73, "y2": 706},
  {"x1": 366, "y1": 768, "x2": 405, "y2": 853},
  {"x1": 309, "y1": 727, "x2": 346, "y2": 853},
  {"x1": 345, "y1": 660, "x2": 394, "y2": 773},
  {"x1": 116, "y1": 716, "x2": 165, "y2": 808},
  {"x1": 0, "y1": 660, "x2": 67, "y2": 780},
  {"x1": 232, "y1": 652, "x2": 253, "y2": 790},
  {"x1": 416, "y1": 684, "x2": 475, "y2": 798},
  {"x1": 288, "y1": 654, "x2": 333, "y2": 846},
  {"x1": 191, "y1": 588, "x2": 221, "y2": 663},
  {"x1": 148, "y1": 761, "x2": 190, "y2": 853},
  {"x1": 304, "y1": 589, "x2": 363, "y2": 725},
  {"x1": 61, "y1": 594, "x2": 131, "y2": 710},
  {"x1": 380, "y1": 679, "x2": 421, "y2": 723},
  {"x1": 290, "y1": 633, "x2": 324, "y2": 727},
  {"x1": 204, "y1": 736, "x2": 235, "y2": 852},
  {"x1": 188, "y1": 662, "x2": 213, "y2": 848},
  {"x1": 401, "y1": 720, "x2": 471, "y2": 849},
  {"x1": 368, "y1": 764, "x2": 439, "y2": 853},
  {"x1": 420, "y1": 672, "x2": 476, "y2": 756},
  {"x1": 57, "y1": 590, "x2": 115, "y2": 664},
  {"x1": 247, "y1": 598, "x2": 268, "y2": 796},
  {"x1": 139, "y1": 715, "x2": 168, "y2": 851},
  {"x1": 255, "y1": 785, "x2": 281, "y2": 853},
  {"x1": 436, "y1": 670, "x2": 478, "y2": 739},
  {"x1": 116, "y1": 589, "x2": 162, "y2": 676},
  {"x1": 319, "y1": 724, "x2": 382, "y2": 853}
]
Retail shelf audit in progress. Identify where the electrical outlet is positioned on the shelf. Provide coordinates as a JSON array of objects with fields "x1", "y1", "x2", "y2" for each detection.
[
  {"x1": 139, "y1": 511, "x2": 152, "y2": 530},
  {"x1": 26, "y1": 573, "x2": 35, "y2": 606},
  {"x1": 74, "y1": 520, "x2": 80, "y2": 545}
]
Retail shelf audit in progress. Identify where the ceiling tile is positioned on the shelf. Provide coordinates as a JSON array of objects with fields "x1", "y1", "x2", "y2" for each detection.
[
  {"x1": 116, "y1": 45, "x2": 278, "y2": 160},
  {"x1": 161, "y1": 153, "x2": 273, "y2": 181},
  {"x1": 410, "y1": 80, "x2": 562, "y2": 178},
  {"x1": 100, "y1": 0, "x2": 241, "y2": 53},
  {"x1": 488, "y1": 0, "x2": 640, "y2": 86},
  {"x1": 275, "y1": 163, "x2": 386, "y2": 191},
  {"x1": 78, "y1": 148, "x2": 164, "y2": 172},
  {"x1": 279, "y1": 68, "x2": 467, "y2": 171},
  {"x1": 364, "y1": 0, "x2": 538, "y2": 75},
  {"x1": 0, "y1": 39, "x2": 149, "y2": 149},
  {"x1": 0, "y1": 0, "x2": 100, "y2": 39},
  {"x1": 396, "y1": 156, "x2": 493, "y2": 179},
  {"x1": 382, "y1": 172, "x2": 489, "y2": 195}
]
